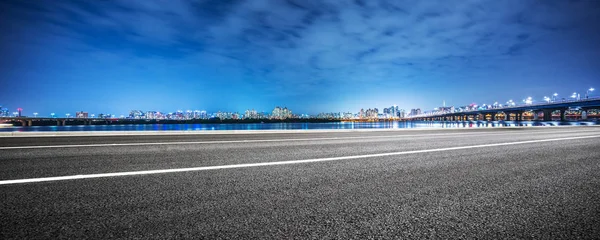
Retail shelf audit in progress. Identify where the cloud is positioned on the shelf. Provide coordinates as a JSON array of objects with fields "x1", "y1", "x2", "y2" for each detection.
[{"x1": 2, "y1": 0, "x2": 600, "y2": 112}]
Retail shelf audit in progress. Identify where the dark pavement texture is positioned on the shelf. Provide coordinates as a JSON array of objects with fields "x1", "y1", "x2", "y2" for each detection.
[{"x1": 1, "y1": 127, "x2": 600, "y2": 239}]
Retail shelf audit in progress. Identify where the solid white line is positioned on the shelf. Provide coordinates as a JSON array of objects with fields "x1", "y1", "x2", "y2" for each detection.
[
  {"x1": 1, "y1": 129, "x2": 599, "y2": 150},
  {"x1": 1, "y1": 135, "x2": 599, "y2": 185}
]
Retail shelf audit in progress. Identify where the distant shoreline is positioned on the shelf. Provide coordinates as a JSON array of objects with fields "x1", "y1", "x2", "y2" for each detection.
[{"x1": 6, "y1": 118, "x2": 348, "y2": 127}]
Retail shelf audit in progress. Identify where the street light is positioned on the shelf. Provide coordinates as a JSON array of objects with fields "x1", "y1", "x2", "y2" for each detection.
[
  {"x1": 33, "y1": 112, "x2": 38, "y2": 118},
  {"x1": 91, "y1": 114, "x2": 95, "y2": 118},
  {"x1": 506, "y1": 100, "x2": 515, "y2": 107},
  {"x1": 51, "y1": 113, "x2": 55, "y2": 118},
  {"x1": 571, "y1": 92, "x2": 577, "y2": 100},
  {"x1": 587, "y1": 88, "x2": 595, "y2": 99},
  {"x1": 553, "y1": 93, "x2": 558, "y2": 102},
  {"x1": 65, "y1": 113, "x2": 70, "y2": 118},
  {"x1": 543, "y1": 96, "x2": 550, "y2": 103}
]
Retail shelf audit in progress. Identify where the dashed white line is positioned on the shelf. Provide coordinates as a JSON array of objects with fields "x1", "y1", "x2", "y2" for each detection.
[{"x1": 1, "y1": 134, "x2": 598, "y2": 185}]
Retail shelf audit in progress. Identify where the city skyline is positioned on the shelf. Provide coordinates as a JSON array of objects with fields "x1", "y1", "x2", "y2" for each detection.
[
  {"x1": 1, "y1": 86, "x2": 595, "y2": 119},
  {"x1": 1, "y1": 1, "x2": 600, "y2": 115}
]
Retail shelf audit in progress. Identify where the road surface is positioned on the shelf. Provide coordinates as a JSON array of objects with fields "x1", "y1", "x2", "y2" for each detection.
[{"x1": 1, "y1": 126, "x2": 600, "y2": 238}]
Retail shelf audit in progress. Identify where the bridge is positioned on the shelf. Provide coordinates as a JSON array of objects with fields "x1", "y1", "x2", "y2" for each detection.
[{"x1": 407, "y1": 98, "x2": 600, "y2": 122}]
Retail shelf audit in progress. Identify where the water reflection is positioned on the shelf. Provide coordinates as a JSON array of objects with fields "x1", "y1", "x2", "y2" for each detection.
[{"x1": 0, "y1": 120, "x2": 597, "y2": 132}]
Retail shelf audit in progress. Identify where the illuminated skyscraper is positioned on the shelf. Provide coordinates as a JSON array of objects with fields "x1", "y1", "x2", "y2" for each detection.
[
  {"x1": 271, "y1": 106, "x2": 292, "y2": 119},
  {"x1": 0, "y1": 106, "x2": 8, "y2": 117}
]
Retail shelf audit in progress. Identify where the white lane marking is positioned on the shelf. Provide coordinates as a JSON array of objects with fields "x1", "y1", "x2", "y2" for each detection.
[
  {"x1": 1, "y1": 135, "x2": 599, "y2": 185},
  {"x1": 0, "y1": 129, "x2": 599, "y2": 150}
]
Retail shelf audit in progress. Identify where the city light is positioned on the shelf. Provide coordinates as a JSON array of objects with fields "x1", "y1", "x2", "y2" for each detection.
[{"x1": 3, "y1": 88, "x2": 599, "y2": 121}]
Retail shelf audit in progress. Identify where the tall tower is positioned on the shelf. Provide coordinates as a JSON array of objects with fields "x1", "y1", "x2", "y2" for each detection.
[{"x1": 17, "y1": 108, "x2": 22, "y2": 117}]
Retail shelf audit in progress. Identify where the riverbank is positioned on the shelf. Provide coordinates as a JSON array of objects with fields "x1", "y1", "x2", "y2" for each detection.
[{"x1": 1, "y1": 124, "x2": 599, "y2": 137}]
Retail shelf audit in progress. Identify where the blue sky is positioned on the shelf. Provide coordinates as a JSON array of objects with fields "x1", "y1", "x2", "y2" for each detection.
[{"x1": 1, "y1": 0, "x2": 599, "y2": 116}]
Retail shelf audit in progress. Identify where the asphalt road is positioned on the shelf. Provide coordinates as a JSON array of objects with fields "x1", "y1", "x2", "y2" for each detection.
[{"x1": 1, "y1": 126, "x2": 600, "y2": 239}]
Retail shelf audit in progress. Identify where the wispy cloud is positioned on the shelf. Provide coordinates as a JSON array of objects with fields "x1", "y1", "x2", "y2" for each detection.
[{"x1": 1, "y1": 0, "x2": 599, "y2": 113}]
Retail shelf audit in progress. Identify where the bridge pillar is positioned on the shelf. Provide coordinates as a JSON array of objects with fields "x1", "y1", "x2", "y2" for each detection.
[
  {"x1": 491, "y1": 113, "x2": 496, "y2": 121},
  {"x1": 582, "y1": 110, "x2": 587, "y2": 120},
  {"x1": 516, "y1": 112, "x2": 522, "y2": 121},
  {"x1": 543, "y1": 110, "x2": 553, "y2": 121},
  {"x1": 560, "y1": 109, "x2": 566, "y2": 121},
  {"x1": 62, "y1": 120, "x2": 66, "y2": 126},
  {"x1": 533, "y1": 111, "x2": 540, "y2": 121},
  {"x1": 27, "y1": 120, "x2": 32, "y2": 126}
]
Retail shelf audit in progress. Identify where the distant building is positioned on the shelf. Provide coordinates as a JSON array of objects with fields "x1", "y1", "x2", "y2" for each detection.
[
  {"x1": 145, "y1": 111, "x2": 157, "y2": 120},
  {"x1": 271, "y1": 106, "x2": 292, "y2": 119},
  {"x1": 129, "y1": 110, "x2": 144, "y2": 119},
  {"x1": 0, "y1": 106, "x2": 8, "y2": 117},
  {"x1": 343, "y1": 112, "x2": 354, "y2": 119},
  {"x1": 383, "y1": 105, "x2": 401, "y2": 118},
  {"x1": 17, "y1": 108, "x2": 22, "y2": 117},
  {"x1": 76, "y1": 111, "x2": 89, "y2": 118},
  {"x1": 410, "y1": 108, "x2": 422, "y2": 116},
  {"x1": 399, "y1": 109, "x2": 406, "y2": 118},
  {"x1": 359, "y1": 108, "x2": 379, "y2": 119},
  {"x1": 244, "y1": 109, "x2": 259, "y2": 119}
]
